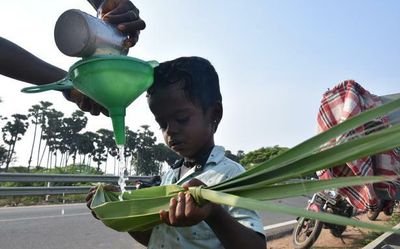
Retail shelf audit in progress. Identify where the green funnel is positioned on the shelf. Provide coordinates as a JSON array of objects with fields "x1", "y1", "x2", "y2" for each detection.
[{"x1": 22, "y1": 55, "x2": 158, "y2": 145}]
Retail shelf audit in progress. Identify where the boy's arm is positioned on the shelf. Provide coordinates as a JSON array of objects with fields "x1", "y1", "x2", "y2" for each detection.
[
  {"x1": 160, "y1": 180, "x2": 266, "y2": 249},
  {"x1": 127, "y1": 230, "x2": 152, "y2": 246},
  {"x1": 205, "y1": 204, "x2": 266, "y2": 249}
]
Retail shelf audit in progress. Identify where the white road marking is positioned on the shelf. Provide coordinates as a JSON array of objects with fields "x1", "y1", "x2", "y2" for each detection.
[
  {"x1": 0, "y1": 212, "x2": 89, "y2": 222},
  {"x1": 264, "y1": 220, "x2": 297, "y2": 231}
]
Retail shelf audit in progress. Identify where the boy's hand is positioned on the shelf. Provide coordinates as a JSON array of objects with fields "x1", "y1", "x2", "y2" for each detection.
[
  {"x1": 85, "y1": 184, "x2": 120, "y2": 219},
  {"x1": 160, "y1": 178, "x2": 218, "y2": 227},
  {"x1": 97, "y1": 0, "x2": 146, "y2": 48}
]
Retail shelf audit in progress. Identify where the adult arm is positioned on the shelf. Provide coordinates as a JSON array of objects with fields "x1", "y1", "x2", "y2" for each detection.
[
  {"x1": 0, "y1": 37, "x2": 66, "y2": 85},
  {"x1": 0, "y1": 37, "x2": 107, "y2": 115},
  {"x1": 0, "y1": 0, "x2": 145, "y2": 115}
]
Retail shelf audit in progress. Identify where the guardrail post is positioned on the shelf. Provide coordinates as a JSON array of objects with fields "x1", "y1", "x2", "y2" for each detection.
[{"x1": 45, "y1": 182, "x2": 51, "y2": 202}]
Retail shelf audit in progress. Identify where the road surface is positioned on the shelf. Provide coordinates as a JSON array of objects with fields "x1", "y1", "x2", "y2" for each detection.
[{"x1": 0, "y1": 196, "x2": 308, "y2": 249}]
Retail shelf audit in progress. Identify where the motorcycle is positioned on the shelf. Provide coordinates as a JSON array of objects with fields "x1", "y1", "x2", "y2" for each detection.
[
  {"x1": 292, "y1": 190, "x2": 354, "y2": 249},
  {"x1": 135, "y1": 175, "x2": 161, "y2": 189},
  {"x1": 367, "y1": 200, "x2": 398, "y2": 221}
]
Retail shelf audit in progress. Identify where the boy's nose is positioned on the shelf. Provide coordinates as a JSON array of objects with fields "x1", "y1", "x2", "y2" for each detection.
[{"x1": 165, "y1": 122, "x2": 179, "y2": 135}]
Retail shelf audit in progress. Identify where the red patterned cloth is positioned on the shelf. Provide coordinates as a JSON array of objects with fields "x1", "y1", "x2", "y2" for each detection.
[{"x1": 316, "y1": 80, "x2": 400, "y2": 211}]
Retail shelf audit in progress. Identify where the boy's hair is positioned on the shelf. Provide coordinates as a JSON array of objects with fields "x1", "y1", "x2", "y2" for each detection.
[{"x1": 147, "y1": 56, "x2": 222, "y2": 111}]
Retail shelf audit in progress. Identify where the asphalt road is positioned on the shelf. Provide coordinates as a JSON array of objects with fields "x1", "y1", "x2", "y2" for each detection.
[{"x1": 0, "y1": 196, "x2": 309, "y2": 249}]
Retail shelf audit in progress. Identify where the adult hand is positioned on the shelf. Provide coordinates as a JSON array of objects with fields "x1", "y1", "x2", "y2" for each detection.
[
  {"x1": 98, "y1": 0, "x2": 146, "y2": 47},
  {"x1": 64, "y1": 89, "x2": 109, "y2": 116},
  {"x1": 159, "y1": 178, "x2": 218, "y2": 227}
]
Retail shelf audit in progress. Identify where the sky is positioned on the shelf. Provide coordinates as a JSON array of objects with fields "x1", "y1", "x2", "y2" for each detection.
[{"x1": 1, "y1": 0, "x2": 399, "y2": 170}]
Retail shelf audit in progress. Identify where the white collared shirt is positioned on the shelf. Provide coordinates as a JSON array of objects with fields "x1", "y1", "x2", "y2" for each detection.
[{"x1": 147, "y1": 146, "x2": 265, "y2": 249}]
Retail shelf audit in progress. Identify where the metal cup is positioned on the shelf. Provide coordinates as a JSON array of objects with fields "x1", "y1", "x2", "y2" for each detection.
[{"x1": 54, "y1": 9, "x2": 129, "y2": 57}]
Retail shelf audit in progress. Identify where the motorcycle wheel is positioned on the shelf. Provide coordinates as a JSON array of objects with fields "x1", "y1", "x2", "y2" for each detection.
[
  {"x1": 292, "y1": 217, "x2": 323, "y2": 249},
  {"x1": 383, "y1": 201, "x2": 395, "y2": 216},
  {"x1": 329, "y1": 224, "x2": 346, "y2": 237},
  {"x1": 367, "y1": 210, "x2": 380, "y2": 221},
  {"x1": 368, "y1": 203, "x2": 383, "y2": 221},
  {"x1": 383, "y1": 206, "x2": 394, "y2": 216}
]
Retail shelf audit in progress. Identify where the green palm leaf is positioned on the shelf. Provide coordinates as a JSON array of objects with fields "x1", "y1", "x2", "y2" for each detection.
[{"x1": 91, "y1": 98, "x2": 400, "y2": 234}]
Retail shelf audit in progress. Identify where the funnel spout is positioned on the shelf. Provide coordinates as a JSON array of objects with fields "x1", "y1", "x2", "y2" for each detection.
[{"x1": 109, "y1": 108, "x2": 126, "y2": 145}]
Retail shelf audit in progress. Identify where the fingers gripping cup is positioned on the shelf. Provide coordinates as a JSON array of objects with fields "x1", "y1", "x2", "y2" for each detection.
[{"x1": 54, "y1": 9, "x2": 129, "y2": 57}]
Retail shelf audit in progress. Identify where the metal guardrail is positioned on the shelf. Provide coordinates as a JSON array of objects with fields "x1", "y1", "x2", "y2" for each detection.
[{"x1": 0, "y1": 173, "x2": 152, "y2": 196}]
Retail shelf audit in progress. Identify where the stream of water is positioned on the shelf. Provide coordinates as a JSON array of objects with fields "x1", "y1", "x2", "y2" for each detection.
[{"x1": 117, "y1": 145, "x2": 128, "y2": 200}]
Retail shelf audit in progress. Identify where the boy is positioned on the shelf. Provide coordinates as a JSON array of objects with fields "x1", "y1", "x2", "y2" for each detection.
[{"x1": 130, "y1": 56, "x2": 266, "y2": 248}]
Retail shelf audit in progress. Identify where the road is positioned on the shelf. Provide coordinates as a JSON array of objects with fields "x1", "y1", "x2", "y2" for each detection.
[{"x1": 0, "y1": 196, "x2": 308, "y2": 249}]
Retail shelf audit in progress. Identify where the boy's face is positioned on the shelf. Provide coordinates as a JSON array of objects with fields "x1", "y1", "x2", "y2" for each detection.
[{"x1": 148, "y1": 84, "x2": 215, "y2": 160}]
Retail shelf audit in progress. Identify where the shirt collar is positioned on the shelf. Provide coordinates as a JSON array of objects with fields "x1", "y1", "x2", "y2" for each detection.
[
  {"x1": 171, "y1": 145, "x2": 226, "y2": 171},
  {"x1": 205, "y1": 145, "x2": 225, "y2": 166}
]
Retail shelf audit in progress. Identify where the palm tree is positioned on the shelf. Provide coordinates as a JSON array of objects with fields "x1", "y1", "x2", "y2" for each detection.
[
  {"x1": 0, "y1": 145, "x2": 8, "y2": 169},
  {"x1": 1, "y1": 114, "x2": 29, "y2": 171},
  {"x1": 97, "y1": 128, "x2": 118, "y2": 174},
  {"x1": 91, "y1": 132, "x2": 107, "y2": 172},
  {"x1": 135, "y1": 125, "x2": 157, "y2": 175},
  {"x1": 78, "y1": 131, "x2": 96, "y2": 167},
  {"x1": 153, "y1": 143, "x2": 180, "y2": 174},
  {"x1": 41, "y1": 108, "x2": 64, "y2": 168},
  {"x1": 27, "y1": 104, "x2": 41, "y2": 170},
  {"x1": 60, "y1": 110, "x2": 88, "y2": 167},
  {"x1": 124, "y1": 127, "x2": 138, "y2": 174},
  {"x1": 35, "y1": 101, "x2": 53, "y2": 168}
]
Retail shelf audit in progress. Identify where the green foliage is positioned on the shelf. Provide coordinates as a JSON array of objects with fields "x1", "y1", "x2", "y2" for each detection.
[
  {"x1": 225, "y1": 150, "x2": 245, "y2": 163},
  {"x1": 153, "y1": 143, "x2": 180, "y2": 166},
  {"x1": 0, "y1": 100, "x2": 180, "y2": 175},
  {"x1": 240, "y1": 145, "x2": 289, "y2": 169},
  {"x1": 89, "y1": 132, "x2": 107, "y2": 171},
  {"x1": 1, "y1": 113, "x2": 29, "y2": 171},
  {"x1": 0, "y1": 145, "x2": 7, "y2": 166},
  {"x1": 134, "y1": 125, "x2": 158, "y2": 175}
]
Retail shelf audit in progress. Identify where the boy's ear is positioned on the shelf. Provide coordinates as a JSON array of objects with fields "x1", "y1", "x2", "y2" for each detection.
[{"x1": 210, "y1": 102, "x2": 223, "y2": 130}]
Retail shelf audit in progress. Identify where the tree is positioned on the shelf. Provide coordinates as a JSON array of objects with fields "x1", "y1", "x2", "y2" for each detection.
[
  {"x1": 134, "y1": 125, "x2": 158, "y2": 175},
  {"x1": 41, "y1": 108, "x2": 64, "y2": 168},
  {"x1": 124, "y1": 128, "x2": 138, "y2": 174},
  {"x1": 60, "y1": 110, "x2": 88, "y2": 166},
  {"x1": 27, "y1": 104, "x2": 41, "y2": 170},
  {"x1": 240, "y1": 145, "x2": 289, "y2": 169},
  {"x1": 77, "y1": 131, "x2": 96, "y2": 167},
  {"x1": 0, "y1": 97, "x2": 7, "y2": 123},
  {"x1": 153, "y1": 143, "x2": 180, "y2": 170},
  {"x1": 97, "y1": 128, "x2": 118, "y2": 174},
  {"x1": 35, "y1": 101, "x2": 53, "y2": 168},
  {"x1": 91, "y1": 132, "x2": 107, "y2": 172},
  {"x1": 2, "y1": 114, "x2": 29, "y2": 171},
  {"x1": 0, "y1": 145, "x2": 7, "y2": 167},
  {"x1": 225, "y1": 150, "x2": 245, "y2": 163}
]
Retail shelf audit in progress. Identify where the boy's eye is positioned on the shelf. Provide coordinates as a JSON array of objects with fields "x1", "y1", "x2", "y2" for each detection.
[{"x1": 176, "y1": 116, "x2": 189, "y2": 125}]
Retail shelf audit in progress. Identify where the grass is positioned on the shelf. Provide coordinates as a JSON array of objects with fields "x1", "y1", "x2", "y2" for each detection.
[
  {"x1": 0, "y1": 194, "x2": 87, "y2": 207},
  {"x1": 359, "y1": 206, "x2": 400, "y2": 246}
]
